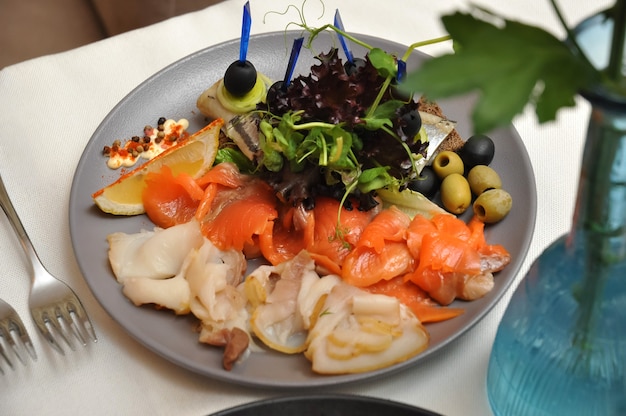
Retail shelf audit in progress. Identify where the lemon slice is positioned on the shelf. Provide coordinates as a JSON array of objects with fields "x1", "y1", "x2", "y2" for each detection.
[{"x1": 92, "y1": 118, "x2": 223, "y2": 215}]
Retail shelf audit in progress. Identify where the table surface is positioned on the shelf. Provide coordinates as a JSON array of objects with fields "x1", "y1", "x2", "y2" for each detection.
[{"x1": 0, "y1": 0, "x2": 613, "y2": 414}]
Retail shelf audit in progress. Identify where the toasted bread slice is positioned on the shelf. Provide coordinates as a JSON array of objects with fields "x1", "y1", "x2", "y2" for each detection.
[{"x1": 418, "y1": 96, "x2": 465, "y2": 152}]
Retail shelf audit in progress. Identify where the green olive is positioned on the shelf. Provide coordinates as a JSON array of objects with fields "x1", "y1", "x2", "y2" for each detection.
[
  {"x1": 440, "y1": 173, "x2": 472, "y2": 214},
  {"x1": 473, "y1": 188, "x2": 513, "y2": 223},
  {"x1": 467, "y1": 165, "x2": 502, "y2": 196},
  {"x1": 433, "y1": 151, "x2": 465, "y2": 179}
]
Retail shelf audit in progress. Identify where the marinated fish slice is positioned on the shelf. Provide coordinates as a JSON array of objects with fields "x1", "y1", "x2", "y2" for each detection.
[
  {"x1": 415, "y1": 111, "x2": 457, "y2": 173},
  {"x1": 107, "y1": 219, "x2": 204, "y2": 282},
  {"x1": 304, "y1": 280, "x2": 429, "y2": 374},
  {"x1": 248, "y1": 251, "x2": 315, "y2": 354},
  {"x1": 225, "y1": 114, "x2": 262, "y2": 160}
]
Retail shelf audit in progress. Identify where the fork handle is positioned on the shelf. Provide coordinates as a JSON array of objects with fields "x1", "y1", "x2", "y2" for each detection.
[{"x1": 0, "y1": 173, "x2": 46, "y2": 281}]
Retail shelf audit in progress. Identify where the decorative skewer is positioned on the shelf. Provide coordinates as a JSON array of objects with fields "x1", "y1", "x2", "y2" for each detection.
[
  {"x1": 239, "y1": 1, "x2": 252, "y2": 63},
  {"x1": 281, "y1": 37, "x2": 305, "y2": 92},
  {"x1": 334, "y1": 9, "x2": 354, "y2": 64},
  {"x1": 397, "y1": 59, "x2": 407, "y2": 82},
  {"x1": 334, "y1": 9, "x2": 365, "y2": 75}
]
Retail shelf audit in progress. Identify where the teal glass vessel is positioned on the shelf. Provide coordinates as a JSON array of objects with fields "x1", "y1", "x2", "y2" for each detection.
[{"x1": 486, "y1": 11, "x2": 626, "y2": 416}]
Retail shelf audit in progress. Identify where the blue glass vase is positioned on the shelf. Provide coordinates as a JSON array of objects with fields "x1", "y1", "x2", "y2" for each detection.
[{"x1": 486, "y1": 11, "x2": 626, "y2": 416}]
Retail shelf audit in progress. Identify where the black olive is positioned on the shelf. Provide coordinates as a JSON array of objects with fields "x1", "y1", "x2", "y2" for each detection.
[
  {"x1": 401, "y1": 109, "x2": 422, "y2": 139},
  {"x1": 224, "y1": 60, "x2": 257, "y2": 97},
  {"x1": 266, "y1": 81, "x2": 288, "y2": 113},
  {"x1": 408, "y1": 166, "x2": 439, "y2": 197},
  {"x1": 390, "y1": 82, "x2": 413, "y2": 102},
  {"x1": 344, "y1": 57, "x2": 366, "y2": 76},
  {"x1": 266, "y1": 81, "x2": 285, "y2": 101},
  {"x1": 461, "y1": 134, "x2": 495, "y2": 171}
]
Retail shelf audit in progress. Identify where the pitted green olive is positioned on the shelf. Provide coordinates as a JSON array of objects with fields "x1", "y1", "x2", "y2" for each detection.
[
  {"x1": 473, "y1": 188, "x2": 512, "y2": 223},
  {"x1": 440, "y1": 173, "x2": 471, "y2": 214},
  {"x1": 467, "y1": 165, "x2": 502, "y2": 196},
  {"x1": 433, "y1": 151, "x2": 464, "y2": 179}
]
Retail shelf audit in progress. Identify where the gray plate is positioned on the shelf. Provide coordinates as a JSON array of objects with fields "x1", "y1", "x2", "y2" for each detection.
[
  {"x1": 69, "y1": 31, "x2": 537, "y2": 388},
  {"x1": 209, "y1": 394, "x2": 442, "y2": 415}
]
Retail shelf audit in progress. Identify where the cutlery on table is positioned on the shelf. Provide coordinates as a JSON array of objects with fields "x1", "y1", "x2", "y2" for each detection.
[
  {"x1": 0, "y1": 298, "x2": 37, "y2": 373},
  {"x1": 0, "y1": 174, "x2": 97, "y2": 354}
]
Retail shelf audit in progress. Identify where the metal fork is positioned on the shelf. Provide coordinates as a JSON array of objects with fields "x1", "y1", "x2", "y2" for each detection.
[
  {"x1": 0, "y1": 298, "x2": 36, "y2": 373},
  {"x1": 0, "y1": 174, "x2": 97, "y2": 354}
]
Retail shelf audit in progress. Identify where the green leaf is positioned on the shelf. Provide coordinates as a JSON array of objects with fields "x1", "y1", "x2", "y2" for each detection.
[
  {"x1": 215, "y1": 148, "x2": 255, "y2": 173},
  {"x1": 363, "y1": 99, "x2": 403, "y2": 130},
  {"x1": 369, "y1": 48, "x2": 397, "y2": 78},
  {"x1": 363, "y1": 117, "x2": 393, "y2": 131},
  {"x1": 371, "y1": 99, "x2": 404, "y2": 119},
  {"x1": 328, "y1": 128, "x2": 354, "y2": 169},
  {"x1": 402, "y1": 11, "x2": 598, "y2": 133},
  {"x1": 262, "y1": 146, "x2": 284, "y2": 172},
  {"x1": 357, "y1": 166, "x2": 393, "y2": 193},
  {"x1": 358, "y1": 166, "x2": 389, "y2": 183}
]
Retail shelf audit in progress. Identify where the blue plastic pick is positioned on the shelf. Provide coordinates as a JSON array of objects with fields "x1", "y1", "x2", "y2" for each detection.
[
  {"x1": 397, "y1": 59, "x2": 407, "y2": 82},
  {"x1": 239, "y1": 1, "x2": 252, "y2": 63},
  {"x1": 334, "y1": 9, "x2": 354, "y2": 63},
  {"x1": 282, "y1": 37, "x2": 304, "y2": 91}
]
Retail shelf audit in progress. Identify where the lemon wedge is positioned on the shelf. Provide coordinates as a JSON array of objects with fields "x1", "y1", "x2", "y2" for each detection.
[{"x1": 92, "y1": 118, "x2": 223, "y2": 216}]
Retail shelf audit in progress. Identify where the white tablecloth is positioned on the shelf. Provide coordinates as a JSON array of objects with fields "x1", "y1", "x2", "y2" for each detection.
[{"x1": 0, "y1": 0, "x2": 612, "y2": 414}]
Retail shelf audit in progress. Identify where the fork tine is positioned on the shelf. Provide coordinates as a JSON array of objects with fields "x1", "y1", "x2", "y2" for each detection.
[
  {"x1": 7, "y1": 314, "x2": 37, "y2": 363},
  {"x1": 78, "y1": 312, "x2": 97, "y2": 343},
  {"x1": 0, "y1": 300, "x2": 36, "y2": 371},
  {"x1": 71, "y1": 293, "x2": 97, "y2": 343},
  {"x1": 58, "y1": 301, "x2": 86, "y2": 347},
  {"x1": 17, "y1": 328, "x2": 37, "y2": 362},
  {"x1": 34, "y1": 308, "x2": 71, "y2": 355},
  {"x1": 66, "y1": 299, "x2": 97, "y2": 345},
  {"x1": 0, "y1": 333, "x2": 15, "y2": 372},
  {"x1": 57, "y1": 293, "x2": 97, "y2": 348}
]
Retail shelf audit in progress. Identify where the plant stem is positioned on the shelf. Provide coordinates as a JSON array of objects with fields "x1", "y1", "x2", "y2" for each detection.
[
  {"x1": 608, "y1": 0, "x2": 626, "y2": 83},
  {"x1": 401, "y1": 36, "x2": 452, "y2": 61},
  {"x1": 365, "y1": 75, "x2": 393, "y2": 118},
  {"x1": 549, "y1": 0, "x2": 597, "y2": 70},
  {"x1": 305, "y1": 23, "x2": 375, "y2": 51}
]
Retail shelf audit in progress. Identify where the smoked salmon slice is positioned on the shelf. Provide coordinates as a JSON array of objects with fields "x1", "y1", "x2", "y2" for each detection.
[
  {"x1": 406, "y1": 213, "x2": 439, "y2": 258},
  {"x1": 259, "y1": 196, "x2": 376, "y2": 270},
  {"x1": 364, "y1": 276, "x2": 464, "y2": 323},
  {"x1": 342, "y1": 242, "x2": 414, "y2": 287},
  {"x1": 405, "y1": 213, "x2": 507, "y2": 306},
  {"x1": 342, "y1": 205, "x2": 415, "y2": 287},
  {"x1": 195, "y1": 161, "x2": 246, "y2": 189},
  {"x1": 356, "y1": 205, "x2": 411, "y2": 253},
  {"x1": 143, "y1": 166, "x2": 203, "y2": 228},
  {"x1": 198, "y1": 177, "x2": 278, "y2": 252},
  {"x1": 258, "y1": 208, "x2": 310, "y2": 265},
  {"x1": 305, "y1": 197, "x2": 376, "y2": 266}
]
